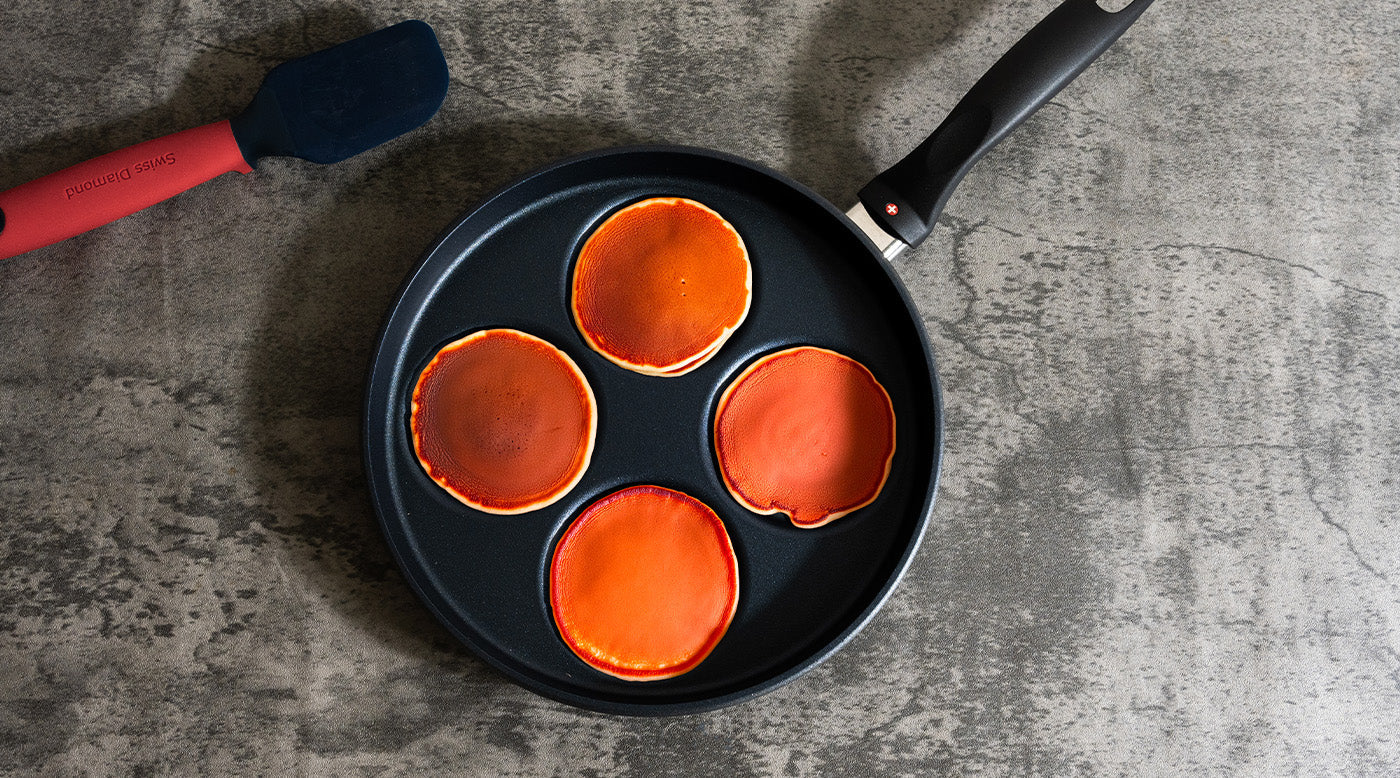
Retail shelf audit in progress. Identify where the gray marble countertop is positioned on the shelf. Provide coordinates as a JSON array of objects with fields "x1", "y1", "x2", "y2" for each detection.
[{"x1": 2, "y1": 1, "x2": 1397, "y2": 775}]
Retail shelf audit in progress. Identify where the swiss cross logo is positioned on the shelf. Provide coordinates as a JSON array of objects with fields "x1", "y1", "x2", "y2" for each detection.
[{"x1": 885, "y1": 203, "x2": 900, "y2": 216}]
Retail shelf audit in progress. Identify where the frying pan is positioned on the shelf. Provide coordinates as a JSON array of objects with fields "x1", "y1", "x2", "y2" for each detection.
[{"x1": 364, "y1": 0, "x2": 1154, "y2": 715}]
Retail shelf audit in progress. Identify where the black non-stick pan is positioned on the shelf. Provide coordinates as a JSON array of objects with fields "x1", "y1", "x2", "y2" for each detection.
[{"x1": 364, "y1": 0, "x2": 1154, "y2": 715}]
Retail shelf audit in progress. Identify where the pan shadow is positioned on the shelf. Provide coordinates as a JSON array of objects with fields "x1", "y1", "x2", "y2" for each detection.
[
  {"x1": 239, "y1": 113, "x2": 651, "y2": 691},
  {"x1": 781, "y1": 0, "x2": 995, "y2": 206}
]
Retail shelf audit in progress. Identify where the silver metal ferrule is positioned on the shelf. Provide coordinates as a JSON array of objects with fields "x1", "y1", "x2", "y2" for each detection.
[{"x1": 845, "y1": 203, "x2": 907, "y2": 261}]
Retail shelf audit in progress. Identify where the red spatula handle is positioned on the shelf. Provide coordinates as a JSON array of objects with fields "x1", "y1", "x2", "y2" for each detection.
[{"x1": 0, "y1": 120, "x2": 253, "y2": 260}]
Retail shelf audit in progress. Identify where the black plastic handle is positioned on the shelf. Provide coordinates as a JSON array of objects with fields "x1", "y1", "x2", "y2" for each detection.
[{"x1": 859, "y1": 0, "x2": 1154, "y2": 249}]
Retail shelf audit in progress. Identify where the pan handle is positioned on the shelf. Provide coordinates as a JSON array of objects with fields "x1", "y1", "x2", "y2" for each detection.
[{"x1": 857, "y1": 0, "x2": 1154, "y2": 251}]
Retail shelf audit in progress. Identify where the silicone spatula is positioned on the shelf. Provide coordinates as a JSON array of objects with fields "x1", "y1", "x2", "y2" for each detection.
[{"x1": 0, "y1": 19, "x2": 449, "y2": 261}]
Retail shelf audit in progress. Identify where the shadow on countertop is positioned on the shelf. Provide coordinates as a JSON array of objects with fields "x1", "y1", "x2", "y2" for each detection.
[
  {"x1": 0, "y1": 9, "x2": 380, "y2": 190},
  {"x1": 781, "y1": 0, "x2": 994, "y2": 204},
  {"x1": 240, "y1": 103, "x2": 651, "y2": 698}
]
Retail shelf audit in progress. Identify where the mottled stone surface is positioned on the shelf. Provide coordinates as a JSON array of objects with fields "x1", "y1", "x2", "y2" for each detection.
[{"x1": 2, "y1": 1, "x2": 1398, "y2": 775}]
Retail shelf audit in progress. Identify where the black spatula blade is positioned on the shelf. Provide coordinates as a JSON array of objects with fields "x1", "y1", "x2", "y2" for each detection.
[{"x1": 230, "y1": 20, "x2": 449, "y2": 165}]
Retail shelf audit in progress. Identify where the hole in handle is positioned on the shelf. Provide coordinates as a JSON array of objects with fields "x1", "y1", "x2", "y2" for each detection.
[{"x1": 1096, "y1": 0, "x2": 1136, "y2": 10}]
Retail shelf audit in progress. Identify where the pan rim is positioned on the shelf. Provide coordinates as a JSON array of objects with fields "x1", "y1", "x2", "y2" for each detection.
[{"x1": 362, "y1": 144, "x2": 945, "y2": 715}]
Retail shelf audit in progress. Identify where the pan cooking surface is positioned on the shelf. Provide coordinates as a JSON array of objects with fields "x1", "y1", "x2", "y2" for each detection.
[{"x1": 364, "y1": 147, "x2": 941, "y2": 714}]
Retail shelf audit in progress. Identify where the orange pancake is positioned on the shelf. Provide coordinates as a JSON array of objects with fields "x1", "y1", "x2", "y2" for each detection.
[
  {"x1": 571, "y1": 197, "x2": 751, "y2": 376},
  {"x1": 714, "y1": 346, "x2": 896, "y2": 528},
  {"x1": 549, "y1": 485, "x2": 739, "y2": 681},
  {"x1": 410, "y1": 329, "x2": 596, "y2": 514}
]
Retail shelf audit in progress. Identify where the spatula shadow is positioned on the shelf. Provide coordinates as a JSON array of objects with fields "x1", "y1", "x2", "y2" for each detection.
[{"x1": 0, "y1": 8, "x2": 378, "y2": 189}]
